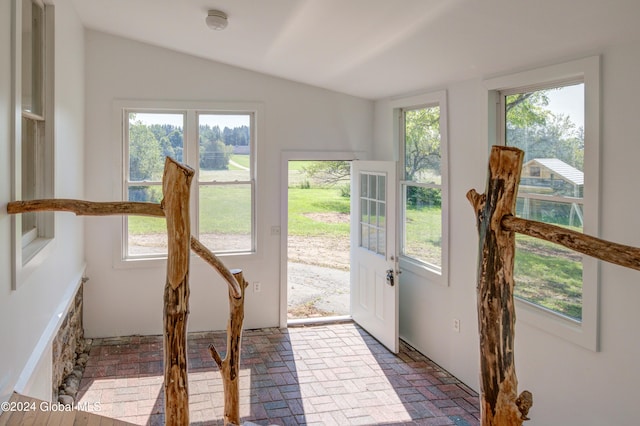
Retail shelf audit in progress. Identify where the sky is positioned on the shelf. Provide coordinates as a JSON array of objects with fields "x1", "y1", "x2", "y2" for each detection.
[
  {"x1": 544, "y1": 83, "x2": 584, "y2": 129},
  {"x1": 133, "y1": 112, "x2": 249, "y2": 129}
]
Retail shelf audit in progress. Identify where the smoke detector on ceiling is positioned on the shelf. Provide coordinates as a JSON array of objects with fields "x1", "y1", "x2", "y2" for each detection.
[{"x1": 206, "y1": 10, "x2": 228, "y2": 31}]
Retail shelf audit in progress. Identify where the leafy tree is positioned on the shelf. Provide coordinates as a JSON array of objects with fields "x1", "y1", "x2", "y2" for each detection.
[
  {"x1": 505, "y1": 91, "x2": 550, "y2": 128},
  {"x1": 129, "y1": 122, "x2": 163, "y2": 181},
  {"x1": 302, "y1": 161, "x2": 351, "y2": 186},
  {"x1": 200, "y1": 139, "x2": 233, "y2": 170},
  {"x1": 404, "y1": 106, "x2": 440, "y2": 181},
  {"x1": 199, "y1": 125, "x2": 221, "y2": 147},
  {"x1": 506, "y1": 89, "x2": 584, "y2": 170}
]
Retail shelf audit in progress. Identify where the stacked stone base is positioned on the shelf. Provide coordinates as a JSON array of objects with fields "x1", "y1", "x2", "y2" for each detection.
[{"x1": 51, "y1": 282, "x2": 91, "y2": 406}]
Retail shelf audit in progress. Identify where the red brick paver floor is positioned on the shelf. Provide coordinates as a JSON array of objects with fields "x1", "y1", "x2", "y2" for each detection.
[{"x1": 77, "y1": 322, "x2": 480, "y2": 425}]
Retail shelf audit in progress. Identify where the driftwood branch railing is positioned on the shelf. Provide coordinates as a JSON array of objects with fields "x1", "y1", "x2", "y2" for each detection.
[
  {"x1": 7, "y1": 157, "x2": 247, "y2": 426},
  {"x1": 467, "y1": 145, "x2": 640, "y2": 426}
]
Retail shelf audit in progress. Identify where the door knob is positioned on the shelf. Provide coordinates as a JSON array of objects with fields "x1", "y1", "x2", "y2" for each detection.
[{"x1": 386, "y1": 269, "x2": 395, "y2": 286}]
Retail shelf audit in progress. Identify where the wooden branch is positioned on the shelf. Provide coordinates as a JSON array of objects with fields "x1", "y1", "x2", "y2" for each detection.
[
  {"x1": 7, "y1": 199, "x2": 164, "y2": 217},
  {"x1": 190, "y1": 237, "x2": 242, "y2": 299},
  {"x1": 208, "y1": 345, "x2": 223, "y2": 369},
  {"x1": 162, "y1": 157, "x2": 194, "y2": 426},
  {"x1": 468, "y1": 146, "x2": 531, "y2": 426},
  {"x1": 217, "y1": 269, "x2": 247, "y2": 426},
  {"x1": 502, "y1": 215, "x2": 640, "y2": 271}
]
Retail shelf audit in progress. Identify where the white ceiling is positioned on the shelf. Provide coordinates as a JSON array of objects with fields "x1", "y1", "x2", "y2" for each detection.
[{"x1": 71, "y1": 0, "x2": 640, "y2": 100}]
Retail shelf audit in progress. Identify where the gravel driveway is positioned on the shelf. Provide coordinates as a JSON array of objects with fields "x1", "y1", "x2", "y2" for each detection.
[{"x1": 287, "y1": 262, "x2": 350, "y2": 318}]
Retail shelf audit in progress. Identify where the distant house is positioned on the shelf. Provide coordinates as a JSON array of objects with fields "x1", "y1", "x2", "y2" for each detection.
[{"x1": 521, "y1": 158, "x2": 584, "y2": 197}]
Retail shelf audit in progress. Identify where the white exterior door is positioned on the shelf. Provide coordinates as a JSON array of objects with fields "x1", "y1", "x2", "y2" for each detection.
[{"x1": 350, "y1": 161, "x2": 399, "y2": 353}]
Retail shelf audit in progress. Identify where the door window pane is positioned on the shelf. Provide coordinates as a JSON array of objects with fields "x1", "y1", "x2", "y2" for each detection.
[{"x1": 359, "y1": 172, "x2": 386, "y2": 256}]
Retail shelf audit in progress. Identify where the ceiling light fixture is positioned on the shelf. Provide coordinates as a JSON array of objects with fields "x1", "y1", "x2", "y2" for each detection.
[{"x1": 206, "y1": 10, "x2": 228, "y2": 31}]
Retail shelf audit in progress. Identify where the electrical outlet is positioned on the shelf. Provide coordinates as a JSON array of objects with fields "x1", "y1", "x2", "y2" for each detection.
[
  {"x1": 453, "y1": 319, "x2": 460, "y2": 333},
  {"x1": 253, "y1": 282, "x2": 261, "y2": 293}
]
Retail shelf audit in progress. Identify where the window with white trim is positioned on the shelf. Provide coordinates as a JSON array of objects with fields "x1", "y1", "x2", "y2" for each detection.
[
  {"x1": 397, "y1": 91, "x2": 448, "y2": 281},
  {"x1": 486, "y1": 57, "x2": 601, "y2": 350},
  {"x1": 12, "y1": 0, "x2": 55, "y2": 287},
  {"x1": 124, "y1": 109, "x2": 255, "y2": 258}
]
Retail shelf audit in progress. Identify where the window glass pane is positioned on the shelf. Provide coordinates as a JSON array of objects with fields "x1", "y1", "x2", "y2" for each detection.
[
  {"x1": 369, "y1": 174, "x2": 377, "y2": 199},
  {"x1": 516, "y1": 197, "x2": 584, "y2": 230},
  {"x1": 377, "y1": 227, "x2": 386, "y2": 256},
  {"x1": 361, "y1": 224, "x2": 370, "y2": 250},
  {"x1": 514, "y1": 199, "x2": 583, "y2": 320},
  {"x1": 505, "y1": 82, "x2": 585, "y2": 319},
  {"x1": 199, "y1": 184, "x2": 252, "y2": 252},
  {"x1": 360, "y1": 172, "x2": 368, "y2": 197},
  {"x1": 505, "y1": 84, "x2": 584, "y2": 198},
  {"x1": 514, "y1": 234, "x2": 583, "y2": 320},
  {"x1": 128, "y1": 113, "x2": 184, "y2": 181},
  {"x1": 378, "y1": 175, "x2": 386, "y2": 201},
  {"x1": 127, "y1": 185, "x2": 167, "y2": 256},
  {"x1": 360, "y1": 198, "x2": 368, "y2": 224},
  {"x1": 376, "y1": 201, "x2": 385, "y2": 227},
  {"x1": 198, "y1": 114, "x2": 251, "y2": 182},
  {"x1": 402, "y1": 185, "x2": 442, "y2": 267},
  {"x1": 22, "y1": 0, "x2": 44, "y2": 115},
  {"x1": 404, "y1": 106, "x2": 441, "y2": 184},
  {"x1": 369, "y1": 200, "x2": 377, "y2": 225},
  {"x1": 21, "y1": 117, "x2": 39, "y2": 235}
]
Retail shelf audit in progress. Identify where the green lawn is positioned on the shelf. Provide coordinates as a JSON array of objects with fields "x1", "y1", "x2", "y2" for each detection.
[
  {"x1": 403, "y1": 206, "x2": 442, "y2": 267},
  {"x1": 514, "y1": 235, "x2": 583, "y2": 320},
  {"x1": 229, "y1": 154, "x2": 250, "y2": 169},
  {"x1": 288, "y1": 187, "x2": 350, "y2": 237}
]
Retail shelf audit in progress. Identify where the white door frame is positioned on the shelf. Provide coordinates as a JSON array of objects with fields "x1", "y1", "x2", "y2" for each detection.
[{"x1": 279, "y1": 150, "x2": 368, "y2": 328}]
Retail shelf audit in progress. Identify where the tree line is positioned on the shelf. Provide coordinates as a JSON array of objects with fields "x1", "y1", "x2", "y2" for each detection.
[{"x1": 129, "y1": 119, "x2": 250, "y2": 183}]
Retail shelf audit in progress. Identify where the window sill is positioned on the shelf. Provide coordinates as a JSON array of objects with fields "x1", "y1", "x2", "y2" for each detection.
[
  {"x1": 399, "y1": 256, "x2": 446, "y2": 286},
  {"x1": 515, "y1": 297, "x2": 598, "y2": 351},
  {"x1": 113, "y1": 250, "x2": 258, "y2": 270}
]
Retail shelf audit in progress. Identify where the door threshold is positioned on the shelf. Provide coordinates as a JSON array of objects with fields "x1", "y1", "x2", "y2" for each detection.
[{"x1": 287, "y1": 315, "x2": 353, "y2": 328}]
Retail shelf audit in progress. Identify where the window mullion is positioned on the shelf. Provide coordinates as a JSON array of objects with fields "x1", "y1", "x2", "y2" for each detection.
[{"x1": 186, "y1": 110, "x2": 198, "y2": 238}]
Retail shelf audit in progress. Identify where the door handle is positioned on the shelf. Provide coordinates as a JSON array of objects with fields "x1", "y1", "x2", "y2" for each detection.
[{"x1": 386, "y1": 269, "x2": 395, "y2": 286}]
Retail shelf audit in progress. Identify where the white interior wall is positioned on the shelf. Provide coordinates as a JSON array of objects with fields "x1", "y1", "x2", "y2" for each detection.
[
  {"x1": 82, "y1": 31, "x2": 373, "y2": 337},
  {"x1": 0, "y1": 0, "x2": 85, "y2": 404},
  {"x1": 374, "y1": 43, "x2": 640, "y2": 425}
]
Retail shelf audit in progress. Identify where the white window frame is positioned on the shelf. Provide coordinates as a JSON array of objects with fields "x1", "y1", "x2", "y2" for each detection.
[
  {"x1": 484, "y1": 56, "x2": 601, "y2": 351},
  {"x1": 391, "y1": 90, "x2": 449, "y2": 285},
  {"x1": 114, "y1": 100, "x2": 261, "y2": 266},
  {"x1": 10, "y1": 0, "x2": 55, "y2": 289}
]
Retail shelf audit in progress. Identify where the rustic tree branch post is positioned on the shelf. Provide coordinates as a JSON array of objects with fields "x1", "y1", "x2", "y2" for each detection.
[
  {"x1": 162, "y1": 157, "x2": 195, "y2": 426},
  {"x1": 191, "y1": 238, "x2": 247, "y2": 426},
  {"x1": 467, "y1": 146, "x2": 532, "y2": 425}
]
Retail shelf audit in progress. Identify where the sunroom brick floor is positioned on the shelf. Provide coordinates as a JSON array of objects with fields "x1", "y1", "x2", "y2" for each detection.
[{"x1": 77, "y1": 322, "x2": 480, "y2": 425}]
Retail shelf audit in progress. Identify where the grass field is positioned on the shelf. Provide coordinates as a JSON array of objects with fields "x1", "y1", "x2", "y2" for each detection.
[
  {"x1": 288, "y1": 187, "x2": 350, "y2": 237},
  {"x1": 514, "y1": 235, "x2": 583, "y2": 319}
]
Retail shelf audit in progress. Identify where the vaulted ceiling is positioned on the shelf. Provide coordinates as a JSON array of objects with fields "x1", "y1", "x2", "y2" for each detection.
[{"x1": 71, "y1": 0, "x2": 640, "y2": 99}]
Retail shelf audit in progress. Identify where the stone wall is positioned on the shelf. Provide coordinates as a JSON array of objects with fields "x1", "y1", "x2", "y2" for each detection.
[{"x1": 51, "y1": 282, "x2": 88, "y2": 403}]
